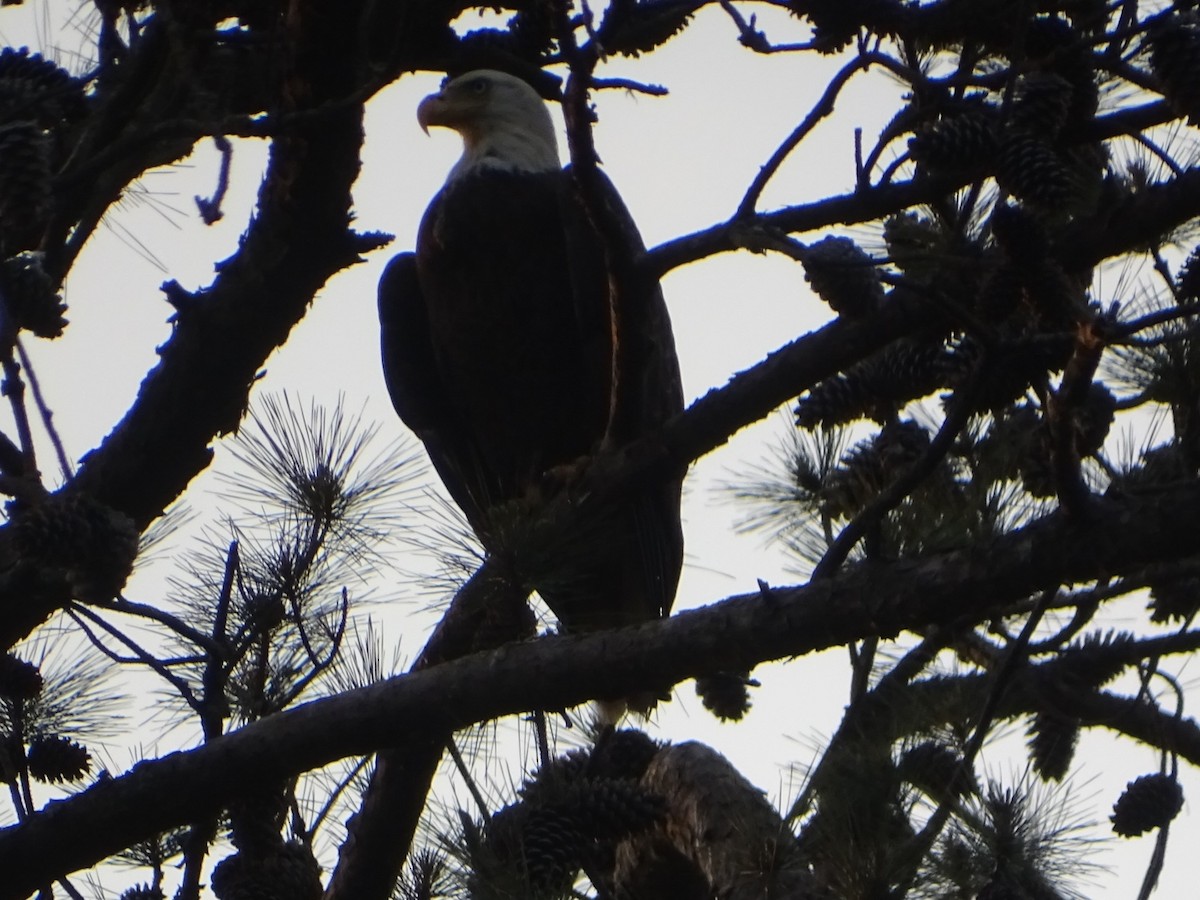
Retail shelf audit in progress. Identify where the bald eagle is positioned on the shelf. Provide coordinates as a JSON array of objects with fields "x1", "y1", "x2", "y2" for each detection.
[{"x1": 379, "y1": 70, "x2": 684, "y2": 638}]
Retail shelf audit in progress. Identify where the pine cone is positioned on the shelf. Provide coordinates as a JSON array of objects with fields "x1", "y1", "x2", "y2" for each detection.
[
  {"x1": 119, "y1": 885, "x2": 165, "y2": 900},
  {"x1": 796, "y1": 370, "x2": 875, "y2": 428},
  {"x1": 898, "y1": 741, "x2": 977, "y2": 799},
  {"x1": 1147, "y1": 11, "x2": 1200, "y2": 124},
  {"x1": 910, "y1": 109, "x2": 999, "y2": 172},
  {"x1": 11, "y1": 492, "x2": 139, "y2": 602},
  {"x1": 1027, "y1": 711, "x2": 1079, "y2": 782},
  {"x1": 0, "y1": 733, "x2": 25, "y2": 783},
  {"x1": 0, "y1": 652, "x2": 42, "y2": 700},
  {"x1": 796, "y1": 340, "x2": 952, "y2": 428},
  {"x1": 996, "y1": 131, "x2": 1076, "y2": 210},
  {"x1": 227, "y1": 779, "x2": 289, "y2": 855},
  {"x1": 821, "y1": 419, "x2": 931, "y2": 516},
  {"x1": 1010, "y1": 71, "x2": 1073, "y2": 136},
  {"x1": 989, "y1": 202, "x2": 1050, "y2": 266},
  {"x1": 591, "y1": 728, "x2": 661, "y2": 781},
  {"x1": 1075, "y1": 382, "x2": 1116, "y2": 456},
  {"x1": 0, "y1": 121, "x2": 50, "y2": 252},
  {"x1": 600, "y1": 0, "x2": 698, "y2": 58},
  {"x1": 25, "y1": 734, "x2": 90, "y2": 783},
  {"x1": 210, "y1": 841, "x2": 322, "y2": 900},
  {"x1": 524, "y1": 806, "x2": 588, "y2": 889},
  {"x1": 694, "y1": 671, "x2": 753, "y2": 721},
  {"x1": 802, "y1": 0, "x2": 863, "y2": 53},
  {"x1": 883, "y1": 212, "x2": 945, "y2": 278},
  {"x1": 801, "y1": 235, "x2": 884, "y2": 318},
  {"x1": 0, "y1": 252, "x2": 66, "y2": 337},
  {"x1": 0, "y1": 47, "x2": 85, "y2": 125},
  {"x1": 1148, "y1": 576, "x2": 1200, "y2": 624},
  {"x1": 1025, "y1": 15, "x2": 1098, "y2": 129},
  {"x1": 976, "y1": 262, "x2": 1025, "y2": 318},
  {"x1": 484, "y1": 803, "x2": 584, "y2": 894},
  {"x1": 1055, "y1": 632, "x2": 1138, "y2": 695},
  {"x1": 507, "y1": 4, "x2": 554, "y2": 58},
  {"x1": 522, "y1": 730, "x2": 661, "y2": 806},
  {"x1": 1111, "y1": 773, "x2": 1184, "y2": 837},
  {"x1": 1020, "y1": 258, "x2": 1086, "y2": 329},
  {"x1": 521, "y1": 749, "x2": 590, "y2": 805},
  {"x1": 802, "y1": 0, "x2": 908, "y2": 53},
  {"x1": 1016, "y1": 431, "x2": 1056, "y2": 499},
  {"x1": 1178, "y1": 245, "x2": 1200, "y2": 301},
  {"x1": 555, "y1": 778, "x2": 666, "y2": 841}
]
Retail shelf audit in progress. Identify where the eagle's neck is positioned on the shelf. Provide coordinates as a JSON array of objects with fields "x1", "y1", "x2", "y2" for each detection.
[{"x1": 448, "y1": 119, "x2": 560, "y2": 181}]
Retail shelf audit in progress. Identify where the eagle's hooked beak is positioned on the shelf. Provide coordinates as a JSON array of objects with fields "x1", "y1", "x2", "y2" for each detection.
[{"x1": 416, "y1": 92, "x2": 447, "y2": 135}]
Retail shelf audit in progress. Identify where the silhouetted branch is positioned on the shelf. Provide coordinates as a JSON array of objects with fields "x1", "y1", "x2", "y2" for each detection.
[{"x1": 9, "y1": 480, "x2": 1200, "y2": 894}]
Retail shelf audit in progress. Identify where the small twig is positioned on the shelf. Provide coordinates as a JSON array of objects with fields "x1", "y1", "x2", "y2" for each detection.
[
  {"x1": 1104, "y1": 0, "x2": 1143, "y2": 63},
  {"x1": 198, "y1": 541, "x2": 239, "y2": 740},
  {"x1": 195, "y1": 135, "x2": 233, "y2": 225},
  {"x1": 1149, "y1": 244, "x2": 1181, "y2": 300},
  {"x1": 1137, "y1": 822, "x2": 1171, "y2": 900},
  {"x1": 1115, "y1": 301, "x2": 1200, "y2": 338},
  {"x1": 534, "y1": 708, "x2": 553, "y2": 772},
  {"x1": 286, "y1": 778, "x2": 310, "y2": 847},
  {"x1": 0, "y1": 303, "x2": 39, "y2": 481},
  {"x1": 94, "y1": 594, "x2": 222, "y2": 654},
  {"x1": 718, "y1": 0, "x2": 816, "y2": 54},
  {"x1": 8, "y1": 707, "x2": 33, "y2": 819},
  {"x1": 0, "y1": 471, "x2": 47, "y2": 502},
  {"x1": 288, "y1": 589, "x2": 350, "y2": 704},
  {"x1": 590, "y1": 77, "x2": 667, "y2": 96},
  {"x1": 896, "y1": 586, "x2": 1057, "y2": 896},
  {"x1": 285, "y1": 520, "x2": 337, "y2": 668},
  {"x1": 812, "y1": 361, "x2": 984, "y2": 579},
  {"x1": 788, "y1": 630, "x2": 949, "y2": 822},
  {"x1": 15, "y1": 338, "x2": 72, "y2": 481},
  {"x1": 447, "y1": 736, "x2": 492, "y2": 822},
  {"x1": 276, "y1": 595, "x2": 349, "y2": 709},
  {"x1": 67, "y1": 602, "x2": 203, "y2": 710},
  {"x1": 175, "y1": 818, "x2": 218, "y2": 900},
  {"x1": 5, "y1": 781, "x2": 25, "y2": 822},
  {"x1": 555, "y1": 0, "x2": 664, "y2": 449},
  {"x1": 853, "y1": 127, "x2": 863, "y2": 184},
  {"x1": 1047, "y1": 315, "x2": 1108, "y2": 515},
  {"x1": 308, "y1": 755, "x2": 371, "y2": 838},
  {"x1": 847, "y1": 635, "x2": 876, "y2": 702},
  {"x1": 872, "y1": 150, "x2": 911, "y2": 189},
  {"x1": 737, "y1": 50, "x2": 883, "y2": 218},
  {"x1": 213, "y1": 541, "x2": 238, "y2": 645},
  {"x1": 1134, "y1": 131, "x2": 1186, "y2": 178},
  {"x1": 972, "y1": 589, "x2": 1056, "y2": 738}
]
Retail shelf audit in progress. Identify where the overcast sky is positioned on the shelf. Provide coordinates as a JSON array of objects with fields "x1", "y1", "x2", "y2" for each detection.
[{"x1": 2, "y1": 2, "x2": 1197, "y2": 896}]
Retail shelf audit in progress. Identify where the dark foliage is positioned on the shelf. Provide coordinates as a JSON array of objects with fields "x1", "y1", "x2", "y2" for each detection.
[{"x1": 1, "y1": 2, "x2": 1200, "y2": 899}]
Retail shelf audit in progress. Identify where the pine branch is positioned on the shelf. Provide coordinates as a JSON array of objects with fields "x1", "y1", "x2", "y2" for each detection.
[
  {"x1": 0, "y1": 9, "x2": 373, "y2": 653},
  {"x1": 8, "y1": 481, "x2": 1200, "y2": 894}
]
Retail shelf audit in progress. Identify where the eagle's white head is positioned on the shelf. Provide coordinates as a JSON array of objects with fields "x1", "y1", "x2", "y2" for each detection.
[{"x1": 417, "y1": 70, "x2": 561, "y2": 181}]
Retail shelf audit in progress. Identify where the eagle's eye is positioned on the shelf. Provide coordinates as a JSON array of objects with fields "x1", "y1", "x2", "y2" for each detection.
[{"x1": 468, "y1": 77, "x2": 489, "y2": 95}]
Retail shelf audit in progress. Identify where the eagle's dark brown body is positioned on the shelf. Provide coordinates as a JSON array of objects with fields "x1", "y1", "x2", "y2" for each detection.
[{"x1": 379, "y1": 165, "x2": 684, "y2": 633}]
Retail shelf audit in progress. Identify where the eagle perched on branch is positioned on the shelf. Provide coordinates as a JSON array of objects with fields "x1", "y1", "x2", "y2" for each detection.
[{"x1": 379, "y1": 70, "x2": 684, "y2": 644}]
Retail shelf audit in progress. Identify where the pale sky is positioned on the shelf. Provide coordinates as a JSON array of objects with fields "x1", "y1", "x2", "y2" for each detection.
[{"x1": 2, "y1": 3, "x2": 1196, "y2": 897}]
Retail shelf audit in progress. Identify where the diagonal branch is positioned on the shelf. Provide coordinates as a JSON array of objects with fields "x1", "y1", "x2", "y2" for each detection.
[
  {"x1": 7, "y1": 480, "x2": 1200, "y2": 894},
  {"x1": 0, "y1": 50, "x2": 376, "y2": 654}
]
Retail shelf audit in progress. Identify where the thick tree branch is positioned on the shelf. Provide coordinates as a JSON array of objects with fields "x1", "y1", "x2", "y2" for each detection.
[
  {"x1": 6, "y1": 480, "x2": 1200, "y2": 894},
  {"x1": 0, "y1": 9, "x2": 375, "y2": 653}
]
